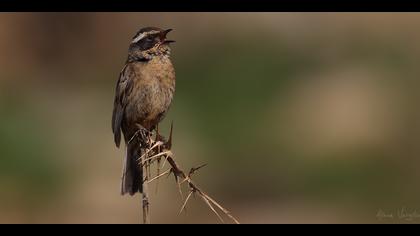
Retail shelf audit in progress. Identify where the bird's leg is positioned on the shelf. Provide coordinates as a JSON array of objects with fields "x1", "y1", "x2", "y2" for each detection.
[{"x1": 135, "y1": 124, "x2": 152, "y2": 148}]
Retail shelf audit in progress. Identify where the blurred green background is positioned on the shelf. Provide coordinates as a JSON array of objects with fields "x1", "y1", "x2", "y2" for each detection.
[{"x1": 1, "y1": 13, "x2": 420, "y2": 223}]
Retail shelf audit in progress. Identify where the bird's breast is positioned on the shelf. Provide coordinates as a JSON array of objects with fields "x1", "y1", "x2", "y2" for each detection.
[{"x1": 127, "y1": 57, "x2": 175, "y2": 129}]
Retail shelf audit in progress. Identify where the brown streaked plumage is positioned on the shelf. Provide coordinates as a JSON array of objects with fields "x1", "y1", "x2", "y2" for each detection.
[{"x1": 112, "y1": 27, "x2": 176, "y2": 195}]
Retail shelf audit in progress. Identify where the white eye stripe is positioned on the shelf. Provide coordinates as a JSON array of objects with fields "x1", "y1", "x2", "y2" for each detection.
[
  {"x1": 131, "y1": 33, "x2": 146, "y2": 43},
  {"x1": 131, "y1": 30, "x2": 160, "y2": 43}
]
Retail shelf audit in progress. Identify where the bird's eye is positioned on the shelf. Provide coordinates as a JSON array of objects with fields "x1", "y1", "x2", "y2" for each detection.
[{"x1": 146, "y1": 36, "x2": 154, "y2": 42}]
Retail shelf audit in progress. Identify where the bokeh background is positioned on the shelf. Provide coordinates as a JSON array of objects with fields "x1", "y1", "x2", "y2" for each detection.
[{"x1": 1, "y1": 13, "x2": 420, "y2": 223}]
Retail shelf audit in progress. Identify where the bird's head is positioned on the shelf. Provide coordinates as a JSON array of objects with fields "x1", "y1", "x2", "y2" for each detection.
[{"x1": 128, "y1": 27, "x2": 175, "y2": 61}]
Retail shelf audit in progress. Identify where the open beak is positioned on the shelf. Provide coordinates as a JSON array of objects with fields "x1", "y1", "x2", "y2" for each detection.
[{"x1": 160, "y1": 29, "x2": 175, "y2": 44}]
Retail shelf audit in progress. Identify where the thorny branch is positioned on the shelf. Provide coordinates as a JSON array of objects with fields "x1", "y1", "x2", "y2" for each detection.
[{"x1": 136, "y1": 123, "x2": 240, "y2": 224}]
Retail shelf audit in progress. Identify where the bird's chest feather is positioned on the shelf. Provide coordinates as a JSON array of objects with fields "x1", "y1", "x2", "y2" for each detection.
[{"x1": 127, "y1": 57, "x2": 175, "y2": 122}]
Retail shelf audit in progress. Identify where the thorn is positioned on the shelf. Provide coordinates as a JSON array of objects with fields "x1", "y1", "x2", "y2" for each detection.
[
  {"x1": 189, "y1": 163, "x2": 208, "y2": 176},
  {"x1": 167, "y1": 121, "x2": 173, "y2": 149},
  {"x1": 146, "y1": 169, "x2": 171, "y2": 184},
  {"x1": 137, "y1": 141, "x2": 164, "y2": 162},
  {"x1": 199, "y1": 194, "x2": 224, "y2": 223},
  {"x1": 173, "y1": 172, "x2": 183, "y2": 199},
  {"x1": 179, "y1": 191, "x2": 194, "y2": 215},
  {"x1": 140, "y1": 150, "x2": 172, "y2": 165},
  {"x1": 180, "y1": 177, "x2": 189, "y2": 185},
  {"x1": 161, "y1": 154, "x2": 169, "y2": 169}
]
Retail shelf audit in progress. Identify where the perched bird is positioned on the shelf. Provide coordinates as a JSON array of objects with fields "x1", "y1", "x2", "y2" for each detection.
[{"x1": 112, "y1": 27, "x2": 176, "y2": 195}]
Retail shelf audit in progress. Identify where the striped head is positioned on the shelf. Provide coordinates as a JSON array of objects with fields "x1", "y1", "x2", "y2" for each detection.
[{"x1": 128, "y1": 27, "x2": 175, "y2": 61}]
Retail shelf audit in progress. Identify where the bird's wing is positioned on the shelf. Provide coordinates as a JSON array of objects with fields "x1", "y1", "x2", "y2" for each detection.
[{"x1": 112, "y1": 64, "x2": 134, "y2": 147}]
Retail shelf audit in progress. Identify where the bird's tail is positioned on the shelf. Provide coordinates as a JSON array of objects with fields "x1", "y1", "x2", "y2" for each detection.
[{"x1": 121, "y1": 141, "x2": 143, "y2": 195}]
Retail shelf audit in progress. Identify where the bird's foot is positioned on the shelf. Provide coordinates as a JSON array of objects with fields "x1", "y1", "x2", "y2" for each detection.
[{"x1": 128, "y1": 124, "x2": 152, "y2": 147}]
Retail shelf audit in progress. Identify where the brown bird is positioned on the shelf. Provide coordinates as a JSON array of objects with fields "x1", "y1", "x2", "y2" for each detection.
[{"x1": 112, "y1": 27, "x2": 176, "y2": 195}]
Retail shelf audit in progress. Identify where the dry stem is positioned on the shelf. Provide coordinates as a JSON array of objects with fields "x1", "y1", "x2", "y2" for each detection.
[
  {"x1": 136, "y1": 123, "x2": 240, "y2": 224},
  {"x1": 141, "y1": 161, "x2": 150, "y2": 224}
]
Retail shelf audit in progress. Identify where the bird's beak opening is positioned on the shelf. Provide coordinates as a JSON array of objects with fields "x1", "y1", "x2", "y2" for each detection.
[{"x1": 160, "y1": 29, "x2": 175, "y2": 44}]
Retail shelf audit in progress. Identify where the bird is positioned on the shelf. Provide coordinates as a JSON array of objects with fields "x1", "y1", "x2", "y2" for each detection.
[{"x1": 112, "y1": 27, "x2": 176, "y2": 196}]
